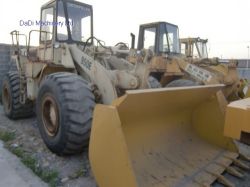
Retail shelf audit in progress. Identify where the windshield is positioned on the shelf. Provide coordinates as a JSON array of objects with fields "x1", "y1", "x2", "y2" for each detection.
[
  {"x1": 159, "y1": 23, "x2": 180, "y2": 53},
  {"x1": 41, "y1": 7, "x2": 54, "y2": 41},
  {"x1": 143, "y1": 27, "x2": 156, "y2": 51},
  {"x1": 57, "y1": 1, "x2": 92, "y2": 43}
]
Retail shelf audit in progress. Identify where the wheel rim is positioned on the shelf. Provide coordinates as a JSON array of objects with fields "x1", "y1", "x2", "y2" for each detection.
[
  {"x1": 3, "y1": 84, "x2": 11, "y2": 113},
  {"x1": 41, "y1": 95, "x2": 59, "y2": 137}
]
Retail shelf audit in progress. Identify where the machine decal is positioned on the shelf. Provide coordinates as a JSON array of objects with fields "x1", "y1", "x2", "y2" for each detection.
[
  {"x1": 81, "y1": 56, "x2": 92, "y2": 70},
  {"x1": 185, "y1": 64, "x2": 212, "y2": 82}
]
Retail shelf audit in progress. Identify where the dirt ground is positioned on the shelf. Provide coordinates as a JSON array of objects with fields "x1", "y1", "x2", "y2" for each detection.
[
  {"x1": 0, "y1": 104, "x2": 249, "y2": 187},
  {"x1": 0, "y1": 105, "x2": 97, "y2": 187}
]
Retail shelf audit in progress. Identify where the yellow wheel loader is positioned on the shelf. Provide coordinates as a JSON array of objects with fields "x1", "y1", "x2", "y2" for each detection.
[
  {"x1": 179, "y1": 37, "x2": 221, "y2": 65},
  {"x1": 125, "y1": 22, "x2": 244, "y2": 101},
  {"x1": 179, "y1": 37, "x2": 250, "y2": 146},
  {"x1": 89, "y1": 22, "x2": 250, "y2": 186},
  {"x1": 1, "y1": 1, "x2": 249, "y2": 187},
  {"x1": 180, "y1": 37, "x2": 209, "y2": 59},
  {"x1": 4, "y1": 0, "x2": 151, "y2": 154}
]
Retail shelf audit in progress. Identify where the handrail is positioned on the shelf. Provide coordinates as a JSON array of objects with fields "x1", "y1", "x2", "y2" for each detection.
[
  {"x1": 27, "y1": 30, "x2": 52, "y2": 61},
  {"x1": 10, "y1": 30, "x2": 28, "y2": 55}
]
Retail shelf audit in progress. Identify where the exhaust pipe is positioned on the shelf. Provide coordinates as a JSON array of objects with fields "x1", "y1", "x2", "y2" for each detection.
[{"x1": 130, "y1": 33, "x2": 135, "y2": 49}]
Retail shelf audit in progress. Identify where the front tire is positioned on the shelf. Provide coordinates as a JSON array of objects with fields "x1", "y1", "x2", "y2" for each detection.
[{"x1": 36, "y1": 72, "x2": 95, "y2": 155}]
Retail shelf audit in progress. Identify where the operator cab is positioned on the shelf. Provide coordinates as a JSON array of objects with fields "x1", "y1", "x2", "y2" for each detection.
[
  {"x1": 137, "y1": 22, "x2": 180, "y2": 55},
  {"x1": 40, "y1": 0, "x2": 93, "y2": 45},
  {"x1": 180, "y1": 37, "x2": 208, "y2": 58}
]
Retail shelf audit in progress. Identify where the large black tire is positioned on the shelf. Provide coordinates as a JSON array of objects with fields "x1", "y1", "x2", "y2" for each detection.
[
  {"x1": 2, "y1": 72, "x2": 33, "y2": 119},
  {"x1": 36, "y1": 72, "x2": 95, "y2": 155},
  {"x1": 166, "y1": 79, "x2": 199, "y2": 87},
  {"x1": 148, "y1": 76, "x2": 162, "y2": 88}
]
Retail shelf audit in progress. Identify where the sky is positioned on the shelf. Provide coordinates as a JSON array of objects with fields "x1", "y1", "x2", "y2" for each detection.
[{"x1": 0, "y1": 0, "x2": 249, "y2": 59}]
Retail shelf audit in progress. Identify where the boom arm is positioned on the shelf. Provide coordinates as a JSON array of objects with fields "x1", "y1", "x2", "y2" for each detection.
[{"x1": 68, "y1": 44, "x2": 143, "y2": 104}]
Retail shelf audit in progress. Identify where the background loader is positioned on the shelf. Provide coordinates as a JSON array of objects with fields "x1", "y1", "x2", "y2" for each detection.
[
  {"x1": 124, "y1": 22, "x2": 250, "y2": 146},
  {"x1": 1, "y1": 0, "x2": 250, "y2": 187},
  {"x1": 125, "y1": 22, "x2": 244, "y2": 101},
  {"x1": 180, "y1": 37, "x2": 208, "y2": 58},
  {"x1": 179, "y1": 37, "x2": 250, "y2": 145}
]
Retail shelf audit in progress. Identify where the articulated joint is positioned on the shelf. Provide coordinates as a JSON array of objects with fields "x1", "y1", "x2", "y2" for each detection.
[{"x1": 109, "y1": 70, "x2": 139, "y2": 89}]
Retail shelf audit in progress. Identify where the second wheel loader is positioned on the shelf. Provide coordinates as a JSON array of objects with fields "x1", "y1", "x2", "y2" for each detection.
[
  {"x1": 180, "y1": 37, "x2": 208, "y2": 58},
  {"x1": 90, "y1": 22, "x2": 250, "y2": 186},
  {"x1": 125, "y1": 22, "x2": 250, "y2": 146},
  {"x1": 125, "y1": 22, "x2": 244, "y2": 101},
  {"x1": 2, "y1": 0, "x2": 250, "y2": 187}
]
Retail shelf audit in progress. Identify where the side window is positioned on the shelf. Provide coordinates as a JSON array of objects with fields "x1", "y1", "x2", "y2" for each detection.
[
  {"x1": 144, "y1": 27, "x2": 156, "y2": 50},
  {"x1": 81, "y1": 16, "x2": 91, "y2": 42},
  {"x1": 160, "y1": 32, "x2": 172, "y2": 52},
  {"x1": 196, "y1": 42, "x2": 208, "y2": 58},
  {"x1": 41, "y1": 8, "x2": 53, "y2": 42},
  {"x1": 167, "y1": 33, "x2": 174, "y2": 52},
  {"x1": 193, "y1": 43, "x2": 200, "y2": 58},
  {"x1": 181, "y1": 43, "x2": 187, "y2": 55}
]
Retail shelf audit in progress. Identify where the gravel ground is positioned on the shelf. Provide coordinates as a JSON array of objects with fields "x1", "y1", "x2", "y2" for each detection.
[
  {"x1": 0, "y1": 105, "x2": 97, "y2": 187},
  {"x1": 0, "y1": 104, "x2": 249, "y2": 187},
  {"x1": 0, "y1": 140, "x2": 48, "y2": 187}
]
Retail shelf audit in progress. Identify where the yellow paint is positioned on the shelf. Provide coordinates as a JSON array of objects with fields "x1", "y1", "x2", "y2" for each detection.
[
  {"x1": 89, "y1": 85, "x2": 238, "y2": 187},
  {"x1": 246, "y1": 89, "x2": 250, "y2": 98},
  {"x1": 89, "y1": 105, "x2": 138, "y2": 187},
  {"x1": 224, "y1": 98, "x2": 250, "y2": 143}
]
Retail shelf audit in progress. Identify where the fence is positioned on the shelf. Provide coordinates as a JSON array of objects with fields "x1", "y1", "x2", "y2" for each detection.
[{"x1": 237, "y1": 68, "x2": 250, "y2": 81}]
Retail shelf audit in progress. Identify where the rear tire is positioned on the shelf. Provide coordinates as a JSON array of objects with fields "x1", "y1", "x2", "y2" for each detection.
[
  {"x1": 36, "y1": 72, "x2": 95, "y2": 155},
  {"x1": 2, "y1": 72, "x2": 33, "y2": 119},
  {"x1": 166, "y1": 79, "x2": 199, "y2": 87}
]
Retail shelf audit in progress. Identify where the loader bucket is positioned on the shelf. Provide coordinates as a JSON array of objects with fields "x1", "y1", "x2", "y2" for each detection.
[
  {"x1": 224, "y1": 98, "x2": 250, "y2": 145},
  {"x1": 89, "y1": 85, "x2": 239, "y2": 187}
]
